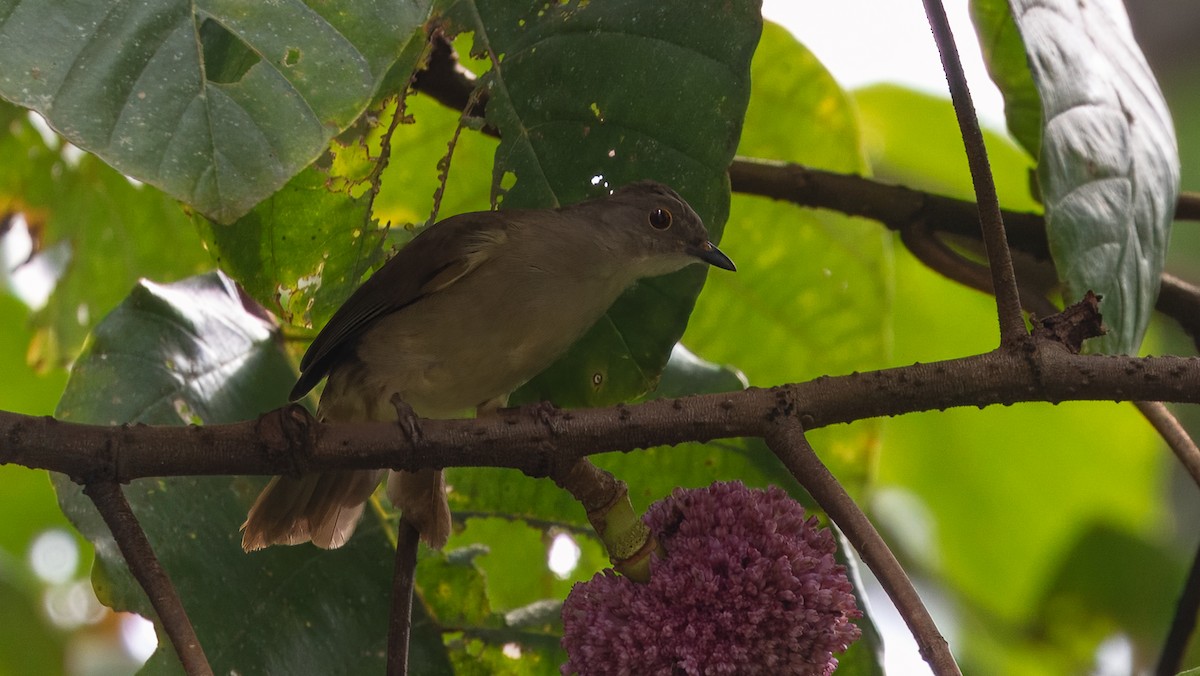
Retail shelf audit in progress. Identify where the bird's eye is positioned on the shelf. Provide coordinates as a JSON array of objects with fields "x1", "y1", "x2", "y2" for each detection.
[{"x1": 648, "y1": 208, "x2": 673, "y2": 230}]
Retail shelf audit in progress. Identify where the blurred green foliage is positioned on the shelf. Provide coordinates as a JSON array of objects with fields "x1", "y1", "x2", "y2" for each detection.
[{"x1": 0, "y1": 1, "x2": 1194, "y2": 675}]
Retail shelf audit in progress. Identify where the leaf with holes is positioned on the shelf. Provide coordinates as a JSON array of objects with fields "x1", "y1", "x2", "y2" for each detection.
[
  {"x1": 976, "y1": 0, "x2": 1179, "y2": 353},
  {"x1": 0, "y1": 0, "x2": 432, "y2": 223},
  {"x1": 441, "y1": 0, "x2": 761, "y2": 407},
  {"x1": 195, "y1": 164, "x2": 389, "y2": 331}
]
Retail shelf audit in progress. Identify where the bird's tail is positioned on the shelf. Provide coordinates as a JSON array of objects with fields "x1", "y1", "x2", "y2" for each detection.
[
  {"x1": 242, "y1": 359, "x2": 454, "y2": 551},
  {"x1": 241, "y1": 469, "x2": 384, "y2": 551}
]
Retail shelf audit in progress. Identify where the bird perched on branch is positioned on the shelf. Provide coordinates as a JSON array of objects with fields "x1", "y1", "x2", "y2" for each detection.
[{"x1": 241, "y1": 180, "x2": 735, "y2": 552}]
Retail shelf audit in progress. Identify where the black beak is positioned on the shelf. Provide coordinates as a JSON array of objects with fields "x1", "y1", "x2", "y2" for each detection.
[{"x1": 694, "y1": 240, "x2": 736, "y2": 272}]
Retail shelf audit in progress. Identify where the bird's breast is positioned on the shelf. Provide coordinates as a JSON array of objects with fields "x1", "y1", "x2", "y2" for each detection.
[{"x1": 349, "y1": 265, "x2": 627, "y2": 417}]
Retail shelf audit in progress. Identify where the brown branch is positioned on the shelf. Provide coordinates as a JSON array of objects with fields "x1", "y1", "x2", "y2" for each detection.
[
  {"x1": 411, "y1": 34, "x2": 489, "y2": 125},
  {"x1": 729, "y1": 159, "x2": 1200, "y2": 344},
  {"x1": 9, "y1": 350, "x2": 1200, "y2": 482},
  {"x1": 83, "y1": 482, "x2": 212, "y2": 676},
  {"x1": 1134, "y1": 402, "x2": 1200, "y2": 673},
  {"x1": 765, "y1": 421, "x2": 960, "y2": 675},
  {"x1": 1158, "y1": 534, "x2": 1200, "y2": 676},
  {"x1": 900, "y1": 219, "x2": 1060, "y2": 318},
  {"x1": 922, "y1": 0, "x2": 1026, "y2": 344},
  {"x1": 1159, "y1": 273, "x2": 1200, "y2": 349},
  {"x1": 1137, "y1": 402, "x2": 1200, "y2": 488},
  {"x1": 5, "y1": 308, "x2": 1197, "y2": 676},
  {"x1": 1177, "y1": 192, "x2": 1200, "y2": 221},
  {"x1": 412, "y1": 35, "x2": 1200, "y2": 235},
  {"x1": 387, "y1": 520, "x2": 420, "y2": 676},
  {"x1": 727, "y1": 158, "x2": 1051, "y2": 259}
]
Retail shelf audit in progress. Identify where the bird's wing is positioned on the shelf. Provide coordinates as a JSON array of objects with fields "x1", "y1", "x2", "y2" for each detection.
[{"x1": 289, "y1": 211, "x2": 516, "y2": 400}]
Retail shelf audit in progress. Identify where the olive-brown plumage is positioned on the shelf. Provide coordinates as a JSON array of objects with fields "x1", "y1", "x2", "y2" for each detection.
[{"x1": 241, "y1": 180, "x2": 735, "y2": 551}]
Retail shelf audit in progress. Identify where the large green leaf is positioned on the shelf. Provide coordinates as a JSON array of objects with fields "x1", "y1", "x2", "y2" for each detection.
[
  {"x1": 684, "y1": 23, "x2": 889, "y2": 488},
  {"x1": 443, "y1": 0, "x2": 761, "y2": 407},
  {"x1": 195, "y1": 164, "x2": 388, "y2": 330},
  {"x1": 52, "y1": 273, "x2": 452, "y2": 674},
  {"x1": 194, "y1": 17, "x2": 443, "y2": 331},
  {"x1": 0, "y1": 0, "x2": 432, "y2": 223},
  {"x1": 197, "y1": 83, "x2": 501, "y2": 333},
  {"x1": 969, "y1": 0, "x2": 1043, "y2": 156},
  {"x1": 978, "y1": 0, "x2": 1180, "y2": 354}
]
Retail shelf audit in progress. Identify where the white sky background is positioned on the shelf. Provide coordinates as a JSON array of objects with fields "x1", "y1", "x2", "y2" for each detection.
[
  {"x1": 758, "y1": 3, "x2": 1006, "y2": 675},
  {"x1": 763, "y1": 0, "x2": 1008, "y2": 129}
]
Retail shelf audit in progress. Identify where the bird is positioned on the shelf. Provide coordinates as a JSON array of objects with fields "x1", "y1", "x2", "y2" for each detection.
[{"x1": 241, "y1": 180, "x2": 736, "y2": 552}]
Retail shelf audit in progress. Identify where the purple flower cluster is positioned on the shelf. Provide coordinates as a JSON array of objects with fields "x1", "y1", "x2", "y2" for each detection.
[{"x1": 561, "y1": 482, "x2": 862, "y2": 675}]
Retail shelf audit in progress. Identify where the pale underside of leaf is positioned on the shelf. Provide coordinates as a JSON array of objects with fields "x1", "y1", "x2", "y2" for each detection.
[{"x1": 1009, "y1": 0, "x2": 1178, "y2": 354}]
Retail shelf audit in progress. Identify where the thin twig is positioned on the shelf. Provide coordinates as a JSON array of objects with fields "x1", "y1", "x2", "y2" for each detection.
[
  {"x1": 1136, "y1": 401, "x2": 1200, "y2": 490},
  {"x1": 547, "y1": 457, "x2": 621, "y2": 513},
  {"x1": 368, "y1": 54, "x2": 421, "y2": 193},
  {"x1": 900, "y1": 219, "x2": 1059, "y2": 318},
  {"x1": 1135, "y1": 402, "x2": 1200, "y2": 672},
  {"x1": 1158, "y1": 534, "x2": 1200, "y2": 676},
  {"x1": 1136, "y1": 401, "x2": 1200, "y2": 674},
  {"x1": 82, "y1": 482, "x2": 212, "y2": 676},
  {"x1": 764, "y1": 421, "x2": 961, "y2": 676},
  {"x1": 387, "y1": 519, "x2": 421, "y2": 676},
  {"x1": 1159, "y1": 273, "x2": 1200, "y2": 349},
  {"x1": 728, "y1": 158, "x2": 1049, "y2": 258},
  {"x1": 728, "y1": 158, "x2": 1200, "y2": 339},
  {"x1": 921, "y1": 0, "x2": 1026, "y2": 345},
  {"x1": 1177, "y1": 192, "x2": 1200, "y2": 221}
]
